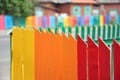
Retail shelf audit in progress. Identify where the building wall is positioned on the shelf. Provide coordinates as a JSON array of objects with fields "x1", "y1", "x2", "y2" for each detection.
[
  {"x1": 57, "y1": 4, "x2": 72, "y2": 15},
  {"x1": 39, "y1": 2, "x2": 58, "y2": 16},
  {"x1": 102, "y1": 3, "x2": 120, "y2": 15},
  {"x1": 71, "y1": 3, "x2": 93, "y2": 16},
  {"x1": 43, "y1": 8, "x2": 57, "y2": 16},
  {"x1": 70, "y1": 3, "x2": 120, "y2": 16},
  {"x1": 57, "y1": 3, "x2": 94, "y2": 16},
  {"x1": 38, "y1": 2, "x2": 120, "y2": 16}
]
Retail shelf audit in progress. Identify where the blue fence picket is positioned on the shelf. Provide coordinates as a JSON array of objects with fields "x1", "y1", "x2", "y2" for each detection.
[
  {"x1": 90, "y1": 16, "x2": 94, "y2": 26},
  {"x1": 43, "y1": 16, "x2": 47, "y2": 28},
  {"x1": 5, "y1": 15, "x2": 13, "y2": 29},
  {"x1": 78, "y1": 16, "x2": 81, "y2": 26},
  {"x1": 50, "y1": 16, "x2": 56, "y2": 28}
]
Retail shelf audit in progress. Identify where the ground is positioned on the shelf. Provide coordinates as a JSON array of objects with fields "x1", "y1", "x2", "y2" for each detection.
[{"x1": 0, "y1": 30, "x2": 10, "y2": 80}]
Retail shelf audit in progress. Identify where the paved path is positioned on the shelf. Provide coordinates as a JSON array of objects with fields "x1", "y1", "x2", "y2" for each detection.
[{"x1": 0, "y1": 30, "x2": 10, "y2": 80}]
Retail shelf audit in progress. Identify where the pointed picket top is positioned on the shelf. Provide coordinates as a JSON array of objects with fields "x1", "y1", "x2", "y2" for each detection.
[
  {"x1": 77, "y1": 35, "x2": 87, "y2": 47},
  {"x1": 18, "y1": 27, "x2": 22, "y2": 32},
  {"x1": 20, "y1": 28, "x2": 25, "y2": 36},
  {"x1": 50, "y1": 30, "x2": 56, "y2": 38},
  {"x1": 41, "y1": 29, "x2": 46, "y2": 34},
  {"x1": 88, "y1": 36, "x2": 98, "y2": 48},
  {"x1": 21, "y1": 27, "x2": 25, "y2": 30},
  {"x1": 25, "y1": 27, "x2": 31, "y2": 31},
  {"x1": 46, "y1": 28, "x2": 51, "y2": 35},
  {"x1": 12, "y1": 27, "x2": 20, "y2": 41},
  {"x1": 29, "y1": 27, "x2": 34, "y2": 33},
  {"x1": 68, "y1": 33, "x2": 77, "y2": 43},
  {"x1": 34, "y1": 29, "x2": 41, "y2": 38},
  {"x1": 12, "y1": 27, "x2": 19, "y2": 32},
  {"x1": 113, "y1": 39, "x2": 120, "y2": 47},
  {"x1": 56, "y1": 32, "x2": 62, "y2": 38},
  {"x1": 62, "y1": 32, "x2": 69, "y2": 40},
  {"x1": 75, "y1": 26, "x2": 79, "y2": 39},
  {"x1": 54, "y1": 27, "x2": 58, "y2": 34},
  {"x1": 39, "y1": 27, "x2": 43, "y2": 32},
  {"x1": 98, "y1": 37, "x2": 110, "y2": 51},
  {"x1": 62, "y1": 27, "x2": 66, "y2": 33},
  {"x1": 68, "y1": 27, "x2": 72, "y2": 34},
  {"x1": 47, "y1": 27, "x2": 51, "y2": 33}
]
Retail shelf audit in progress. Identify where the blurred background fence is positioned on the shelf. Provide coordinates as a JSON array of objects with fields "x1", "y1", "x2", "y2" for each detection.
[{"x1": 0, "y1": 15, "x2": 120, "y2": 30}]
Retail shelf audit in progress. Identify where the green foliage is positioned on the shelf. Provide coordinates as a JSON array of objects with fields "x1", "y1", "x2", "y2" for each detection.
[{"x1": 0, "y1": 0, "x2": 34, "y2": 17}]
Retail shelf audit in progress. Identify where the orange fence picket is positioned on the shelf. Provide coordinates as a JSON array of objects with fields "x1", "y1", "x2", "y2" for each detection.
[{"x1": 56, "y1": 33, "x2": 63, "y2": 80}]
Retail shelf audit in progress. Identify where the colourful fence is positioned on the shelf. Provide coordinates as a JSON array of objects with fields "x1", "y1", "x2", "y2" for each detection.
[
  {"x1": 0, "y1": 15, "x2": 120, "y2": 30},
  {"x1": 11, "y1": 27, "x2": 120, "y2": 80},
  {"x1": 33, "y1": 24, "x2": 120, "y2": 45}
]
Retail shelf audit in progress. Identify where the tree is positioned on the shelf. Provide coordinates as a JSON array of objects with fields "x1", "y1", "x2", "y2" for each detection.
[{"x1": 0, "y1": 0, "x2": 34, "y2": 17}]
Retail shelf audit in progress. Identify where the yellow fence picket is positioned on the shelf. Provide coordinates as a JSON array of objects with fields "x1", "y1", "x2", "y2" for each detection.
[
  {"x1": 12, "y1": 28, "x2": 24, "y2": 80},
  {"x1": 24, "y1": 28, "x2": 35, "y2": 80}
]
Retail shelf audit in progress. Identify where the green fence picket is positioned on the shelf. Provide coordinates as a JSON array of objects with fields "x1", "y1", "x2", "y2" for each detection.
[
  {"x1": 112, "y1": 24, "x2": 115, "y2": 38},
  {"x1": 68, "y1": 27, "x2": 72, "y2": 34},
  {"x1": 92, "y1": 26, "x2": 96, "y2": 40},
  {"x1": 81, "y1": 26, "x2": 85, "y2": 40},
  {"x1": 114, "y1": 24, "x2": 117, "y2": 38},
  {"x1": 87, "y1": 26, "x2": 90, "y2": 36},
  {"x1": 54, "y1": 27, "x2": 58, "y2": 34},
  {"x1": 103, "y1": 25, "x2": 106, "y2": 40},
  {"x1": 47, "y1": 27, "x2": 51, "y2": 33},
  {"x1": 75, "y1": 27, "x2": 79, "y2": 39},
  {"x1": 117, "y1": 24, "x2": 120, "y2": 38},
  {"x1": 107, "y1": 25, "x2": 111, "y2": 39},
  {"x1": 98, "y1": 25, "x2": 101, "y2": 38},
  {"x1": 62, "y1": 27, "x2": 66, "y2": 33},
  {"x1": 39, "y1": 27, "x2": 42, "y2": 32}
]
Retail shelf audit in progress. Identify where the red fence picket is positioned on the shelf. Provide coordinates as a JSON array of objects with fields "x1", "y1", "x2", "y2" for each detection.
[
  {"x1": 98, "y1": 38, "x2": 110, "y2": 80},
  {"x1": 88, "y1": 36, "x2": 99, "y2": 80},
  {"x1": 113, "y1": 40, "x2": 120, "y2": 80},
  {"x1": 77, "y1": 35, "x2": 87, "y2": 80}
]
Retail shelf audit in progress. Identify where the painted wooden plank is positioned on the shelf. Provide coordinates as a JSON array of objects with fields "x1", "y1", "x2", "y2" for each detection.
[
  {"x1": 113, "y1": 40, "x2": 120, "y2": 80},
  {"x1": 56, "y1": 32, "x2": 63, "y2": 80},
  {"x1": 12, "y1": 28, "x2": 22, "y2": 80},
  {"x1": 98, "y1": 38, "x2": 110, "y2": 80},
  {"x1": 62, "y1": 33, "x2": 77, "y2": 80},
  {"x1": 88, "y1": 36, "x2": 99, "y2": 80},
  {"x1": 77, "y1": 35, "x2": 87, "y2": 80},
  {"x1": 24, "y1": 28, "x2": 34, "y2": 80},
  {"x1": 5, "y1": 15, "x2": 13, "y2": 29},
  {"x1": 0, "y1": 15, "x2": 5, "y2": 30}
]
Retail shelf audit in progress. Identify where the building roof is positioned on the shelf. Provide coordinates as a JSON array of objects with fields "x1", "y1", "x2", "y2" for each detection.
[
  {"x1": 40, "y1": 0, "x2": 72, "y2": 3},
  {"x1": 97, "y1": 0, "x2": 120, "y2": 3},
  {"x1": 36, "y1": 3, "x2": 59, "y2": 11},
  {"x1": 39, "y1": 0, "x2": 120, "y2": 4},
  {"x1": 72, "y1": 0, "x2": 96, "y2": 3}
]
